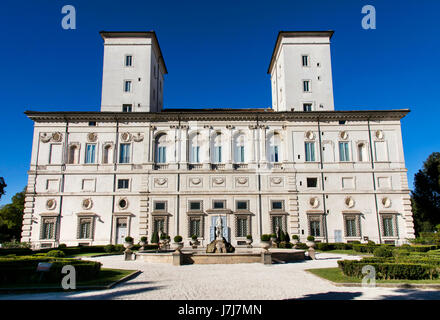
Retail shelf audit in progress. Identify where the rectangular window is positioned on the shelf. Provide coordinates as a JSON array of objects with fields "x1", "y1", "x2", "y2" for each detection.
[
  {"x1": 125, "y1": 55, "x2": 132, "y2": 67},
  {"x1": 272, "y1": 216, "x2": 284, "y2": 234},
  {"x1": 191, "y1": 146, "x2": 200, "y2": 163},
  {"x1": 305, "y1": 142, "x2": 315, "y2": 162},
  {"x1": 339, "y1": 142, "x2": 350, "y2": 161},
  {"x1": 154, "y1": 201, "x2": 166, "y2": 211},
  {"x1": 214, "y1": 146, "x2": 222, "y2": 163},
  {"x1": 302, "y1": 55, "x2": 309, "y2": 67},
  {"x1": 117, "y1": 179, "x2": 129, "y2": 189},
  {"x1": 310, "y1": 220, "x2": 321, "y2": 237},
  {"x1": 190, "y1": 218, "x2": 201, "y2": 237},
  {"x1": 270, "y1": 146, "x2": 279, "y2": 163},
  {"x1": 153, "y1": 218, "x2": 165, "y2": 233},
  {"x1": 303, "y1": 103, "x2": 312, "y2": 112},
  {"x1": 157, "y1": 146, "x2": 166, "y2": 163},
  {"x1": 236, "y1": 146, "x2": 245, "y2": 163},
  {"x1": 303, "y1": 80, "x2": 310, "y2": 92},
  {"x1": 271, "y1": 201, "x2": 283, "y2": 211},
  {"x1": 237, "y1": 217, "x2": 248, "y2": 237},
  {"x1": 41, "y1": 219, "x2": 55, "y2": 240},
  {"x1": 306, "y1": 177, "x2": 318, "y2": 188},
  {"x1": 119, "y1": 144, "x2": 130, "y2": 163},
  {"x1": 236, "y1": 201, "x2": 248, "y2": 211},
  {"x1": 189, "y1": 201, "x2": 202, "y2": 211},
  {"x1": 124, "y1": 80, "x2": 132, "y2": 92},
  {"x1": 85, "y1": 144, "x2": 96, "y2": 164},
  {"x1": 88, "y1": 121, "x2": 96, "y2": 126},
  {"x1": 382, "y1": 216, "x2": 395, "y2": 237},
  {"x1": 122, "y1": 104, "x2": 132, "y2": 112},
  {"x1": 213, "y1": 201, "x2": 225, "y2": 209},
  {"x1": 345, "y1": 217, "x2": 357, "y2": 237},
  {"x1": 79, "y1": 218, "x2": 92, "y2": 239}
]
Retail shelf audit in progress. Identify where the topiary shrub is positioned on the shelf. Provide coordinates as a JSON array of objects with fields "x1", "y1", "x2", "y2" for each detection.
[
  {"x1": 307, "y1": 236, "x2": 315, "y2": 242},
  {"x1": 104, "y1": 244, "x2": 115, "y2": 253},
  {"x1": 292, "y1": 235, "x2": 299, "y2": 241},
  {"x1": 140, "y1": 236, "x2": 148, "y2": 243},
  {"x1": 125, "y1": 236, "x2": 134, "y2": 243},
  {"x1": 373, "y1": 246, "x2": 393, "y2": 258},
  {"x1": 191, "y1": 234, "x2": 198, "y2": 241},
  {"x1": 151, "y1": 231, "x2": 159, "y2": 244},
  {"x1": 246, "y1": 235, "x2": 252, "y2": 240},
  {"x1": 46, "y1": 250, "x2": 65, "y2": 258},
  {"x1": 316, "y1": 243, "x2": 330, "y2": 251},
  {"x1": 295, "y1": 243, "x2": 309, "y2": 250},
  {"x1": 261, "y1": 234, "x2": 271, "y2": 241},
  {"x1": 58, "y1": 244, "x2": 67, "y2": 249},
  {"x1": 174, "y1": 235, "x2": 183, "y2": 243}
]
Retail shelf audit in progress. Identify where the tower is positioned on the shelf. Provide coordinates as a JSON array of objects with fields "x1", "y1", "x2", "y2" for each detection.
[
  {"x1": 268, "y1": 31, "x2": 335, "y2": 112},
  {"x1": 100, "y1": 31, "x2": 167, "y2": 112}
]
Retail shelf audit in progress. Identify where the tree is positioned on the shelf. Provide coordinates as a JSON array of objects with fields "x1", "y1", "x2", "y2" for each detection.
[
  {"x1": 0, "y1": 177, "x2": 6, "y2": 200},
  {"x1": 411, "y1": 152, "x2": 440, "y2": 235},
  {"x1": 0, "y1": 187, "x2": 25, "y2": 243}
]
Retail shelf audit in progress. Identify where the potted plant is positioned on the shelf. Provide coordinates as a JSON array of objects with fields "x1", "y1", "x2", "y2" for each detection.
[
  {"x1": 291, "y1": 235, "x2": 299, "y2": 246},
  {"x1": 124, "y1": 236, "x2": 134, "y2": 249},
  {"x1": 306, "y1": 235, "x2": 315, "y2": 248},
  {"x1": 173, "y1": 235, "x2": 183, "y2": 251},
  {"x1": 246, "y1": 234, "x2": 253, "y2": 247},
  {"x1": 190, "y1": 234, "x2": 200, "y2": 249},
  {"x1": 260, "y1": 234, "x2": 271, "y2": 251},
  {"x1": 139, "y1": 236, "x2": 148, "y2": 251}
]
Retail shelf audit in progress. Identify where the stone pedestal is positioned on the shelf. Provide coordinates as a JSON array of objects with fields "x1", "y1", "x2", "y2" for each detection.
[
  {"x1": 308, "y1": 248, "x2": 316, "y2": 260},
  {"x1": 261, "y1": 251, "x2": 272, "y2": 265},
  {"x1": 124, "y1": 250, "x2": 133, "y2": 261},
  {"x1": 172, "y1": 251, "x2": 182, "y2": 266}
]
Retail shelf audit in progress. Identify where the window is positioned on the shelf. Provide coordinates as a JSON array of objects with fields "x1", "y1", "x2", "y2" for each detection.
[
  {"x1": 213, "y1": 201, "x2": 225, "y2": 209},
  {"x1": 124, "y1": 80, "x2": 132, "y2": 92},
  {"x1": 310, "y1": 220, "x2": 321, "y2": 237},
  {"x1": 119, "y1": 143, "x2": 130, "y2": 163},
  {"x1": 155, "y1": 134, "x2": 167, "y2": 164},
  {"x1": 189, "y1": 133, "x2": 201, "y2": 163},
  {"x1": 234, "y1": 134, "x2": 245, "y2": 163},
  {"x1": 272, "y1": 216, "x2": 285, "y2": 233},
  {"x1": 68, "y1": 145, "x2": 79, "y2": 164},
  {"x1": 125, "y1": 55, "x2": 132, "y2": 67},
  {"x1": 118, "y1": 198, "x2": 128, "y2": 209},
  {"x1": 305, "y1": 142, "x2": 316, "y2": 162},
  {"x1": 85, "y1": 144, "x2": 96, "y2": 164},
  {"x1": 236, "y1": 217, "x2": 248, "y2": 237},
  {"x1": 303, "y1": 103, "x2": 312, "y2": 112},
  {"x1": 117, "y1": 179, "x2": 129, "y2": 189},
  {"x1": 271, "y1": 200, "x2": 284, "y2": 211},
  {"x1": 103, "y1": 145, "x2": 112, "y2": 164},
  {"x1": 154, "y1": 201, "x2": 167, "y2": 211},
  {"x1": 302, "y1": 55, "x2": 309, "y2": 67},
  {"x1": 189, "y1": 217, "x2": 202, "y2": 238},
  {"x1": 189, "y1": 201, "x2": 202, "y2": 211},
  {"x1": 122, "y1": 104, "x2": 132, "y2": 112},
  {"x1": 268, "y1": 133, "x2": 280, "y2": 163},
  {"x1": 345, "y1": 217, "x2": 358, "y2": 237},
  {"x1": 358, "y1": 143, "x2": 367, "y2": 162},
  {"x1": 41, "y1": 218, "x2": 55, "y2": 240},
  {"x1": 88, "y1": 121, "x2": 96, "y2": 126},
  {"x1": 306, "y1": 178, "x2": 318, "y2": 188},
  {"x1": 236, "y1": 201, "x2": 248, "y2": 211},
  {"x1": 212, "y1": 133, "x2": 222, "y2": 163},
  {"x1": 382, "y1": 216, "x2": 395, "y2": 237},
  {"x1": 339, "y1": 142, "x2": 350, "y2": 162},
  {"x1": 153, "y1": 217, "x2": 166, "y2": 234},
  {"x1": 303, "y1": 80, "x2": 310, "y2": 92},
  {"x1": 78, "y1": 218, "x2": 92, "y2": 239}
]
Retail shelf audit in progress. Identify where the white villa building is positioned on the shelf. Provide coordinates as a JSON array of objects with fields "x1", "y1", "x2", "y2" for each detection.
[{"x1": 21, "y1": 31, "x2": 415, "y2": 249}]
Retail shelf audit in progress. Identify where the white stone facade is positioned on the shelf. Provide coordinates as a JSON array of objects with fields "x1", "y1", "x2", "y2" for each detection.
[{"x1": 21, "y1": 31, "x2": 415, "y2": 249}]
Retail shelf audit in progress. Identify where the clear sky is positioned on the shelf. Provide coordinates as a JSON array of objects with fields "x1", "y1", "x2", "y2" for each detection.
[{"x1": 0, "y1": 0, "x2": 439, "y2": 205}]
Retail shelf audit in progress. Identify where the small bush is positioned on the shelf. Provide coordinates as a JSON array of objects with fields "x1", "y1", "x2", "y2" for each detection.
[
  {"x1": 174, "y1": 235, "x2": 183, "y2": 243},
  {"x1": 315, "y1": 243, "x2": 330, "y2": 251},
  {"x1": 292, "y1": 235, "x2": 299, "y2": 240},
  {"x1": 246, "y1": 235, "x2": 252, "y2": 240},
  {"x1": 191, "y1": 234, "x2": 198, "y2": 241},
  {"x1": 125, "y1": 236, "x2": 134, "y2": 243},
  {"x1": 295, "y1": 243, "x2": 309, "y2": 250},
  {"x1": 373, "y1": 246, "x2": 393, "y2": 258},
  {"x1": 58, "y1": 244, "x2": 67, "y2": 249},
  {"x1": 151, "y1": 231, "x2": 159, "y2": 244},
  {"x1": 270, "y1": 234, "x2": 276, "y2": 239},
  {"x1": 307, "y1": 236, "x2": 315, "y2": 242},
  {"x1": 46, "y1": 250, "x2": 65, "y2": 258},
  {"x1": 104, "y1": 244, "x2": 115, "y2": 253},
  {"x1": 140, "y1": 236, "x2": 148, "y2": 243},
  {"x1": 261, "y1": 234, "x2": 271, "y2": 241}
]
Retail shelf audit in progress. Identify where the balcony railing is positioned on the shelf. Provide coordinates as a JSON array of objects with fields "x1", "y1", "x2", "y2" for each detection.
[
  {"x1": 188, "y1": 163, "x2": 203, "y2": 170},
  {"x1": 154, "y1": 163, "x2": 169, "y2": 170}
]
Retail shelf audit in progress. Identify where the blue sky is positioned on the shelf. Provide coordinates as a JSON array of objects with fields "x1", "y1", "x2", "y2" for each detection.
[{"x1": 0, "y1": 0, "x2": 439, "y2": 205}]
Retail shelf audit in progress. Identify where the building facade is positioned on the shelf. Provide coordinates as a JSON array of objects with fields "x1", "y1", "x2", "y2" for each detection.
[{"x1": 21, "y1": 31, "x2": 415, "y2": 249}]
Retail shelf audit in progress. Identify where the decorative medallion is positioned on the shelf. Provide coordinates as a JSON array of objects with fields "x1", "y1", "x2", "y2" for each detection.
[
  {"x1": 309, "y1": 197, "x2": 319, "y2": 208},
  {"x1": 236, "y1": 177, "x2": 248, "y2": 185},
  {"x1": 271, "y1": 177, "x2": 283, "y2": 185},
  {"x1": 213, "y1": 177, "x2": 225, "y2": 185},
  {"x1": 118, "y1": 198, "x2": 128, "y2": 210},
  {"x1": 382, "y1": 197, "x2": 392, "y2": 208},
  {"x1": 154, "y1": 177, "x2": 167, "y2": 186},
  {"x1": 87, "y1": 132, "x2": 97, "y2": 142},
  {"x1": 132, "y1": 133, "x2": 144, "y2": 142},
  {"x1": 52, "y1": 132, "x2": 63, "y2": 142},
  {"x1": 46, "y1": 199, "x2": 56, "y2": 210},
  {"x1": 344, "y1": 196, "x2": 355, "y2": 208},
  {"x1": 190, "y1": 177, "x2": 202, "y2": 185},
  {"x1": 339, "y1": 131, "x2": 349, "y2": 140},
  {"x1": 305, "y1": 131, "x2": 315, "y2": 140},
  {"x1": 82, "y1": 198, "x2": 93, "y2": 210},
  {"x1": 120, "y1": 132, "x2": 132, "y2": 142},
  {"x1": 375, "y1": 130, "x2": 384, "y2": 140},
  {"x1": 40, "y1": 133, "x2": 52, "y2": 143}
]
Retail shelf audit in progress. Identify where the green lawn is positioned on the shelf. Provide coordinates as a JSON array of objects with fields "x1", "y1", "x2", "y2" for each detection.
[
  {"x1": 315, "y1": 249, "x2": 371, "y2": 256},
  {"x1": 307, "y1": 267, "x2": 440, "y2": 284},
  {"x1": 0, "y1": 268, "x2": 137, "y2": 290}
]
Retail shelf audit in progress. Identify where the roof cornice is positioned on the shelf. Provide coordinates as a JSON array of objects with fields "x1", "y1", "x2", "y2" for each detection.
[{"x1": 24, "y1": 109, "x2": 410, "y2": 123}]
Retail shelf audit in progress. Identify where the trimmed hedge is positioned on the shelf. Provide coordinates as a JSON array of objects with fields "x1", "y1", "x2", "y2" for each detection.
[
  {"x1": 338, "y1": 259, "x2": 439, "y2": 280},
  {"x1": 0, "y1": 256, "x2": 102, "y2": 284}
]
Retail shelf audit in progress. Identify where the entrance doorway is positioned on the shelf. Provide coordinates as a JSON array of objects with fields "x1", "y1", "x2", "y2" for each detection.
[{"x1": 116, "y1": 218, "x2": 128, "y2": 244}]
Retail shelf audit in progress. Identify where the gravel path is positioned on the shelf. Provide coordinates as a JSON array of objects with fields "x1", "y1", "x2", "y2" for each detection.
[{"x1": 1, "y1": 252, "x2": 440, "y2": 300}]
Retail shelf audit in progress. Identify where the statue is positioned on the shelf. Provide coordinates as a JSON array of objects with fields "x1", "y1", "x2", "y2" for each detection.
[{"x1": 215, "y1": 217, "x2": 223, "y2": 240}]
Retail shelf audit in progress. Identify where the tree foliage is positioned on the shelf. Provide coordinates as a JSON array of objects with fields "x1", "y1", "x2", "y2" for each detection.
[
  {"x1": 0, "y1": 187, "x2": 25, "y2": 243},
  {"x1": 0, "y1": 177, "x2": 6, "y2": 200},
  {"x1": 411, "y1": 152, "x2": 440, "y2": 235}
]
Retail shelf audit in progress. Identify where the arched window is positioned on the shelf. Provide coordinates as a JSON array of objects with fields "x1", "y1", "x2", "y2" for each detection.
[
  {"x1": 103, "y1": 144, "x2": 113, "y2": 164},
  {"x1": 234, "y1": 133, "x2": 245, "y2": 163},
  {"x1": 358, "y1": 143, "x2": 367, "y2": 162},
  {"x1": 155, "y1": 133, "x2": 167, "y2": 163},
  {"x1": 189, "y1": 133, "x2": 201, "y2": 163},
  {"x1": 211, "y1": 132, "x2": 222, "y2": 163},
  {"x1": 268, "y1": 133, "x2": 281, "y2": 163},
  {"x1": 68, "y1": 144, "x2": 79, "y2": 164}
]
